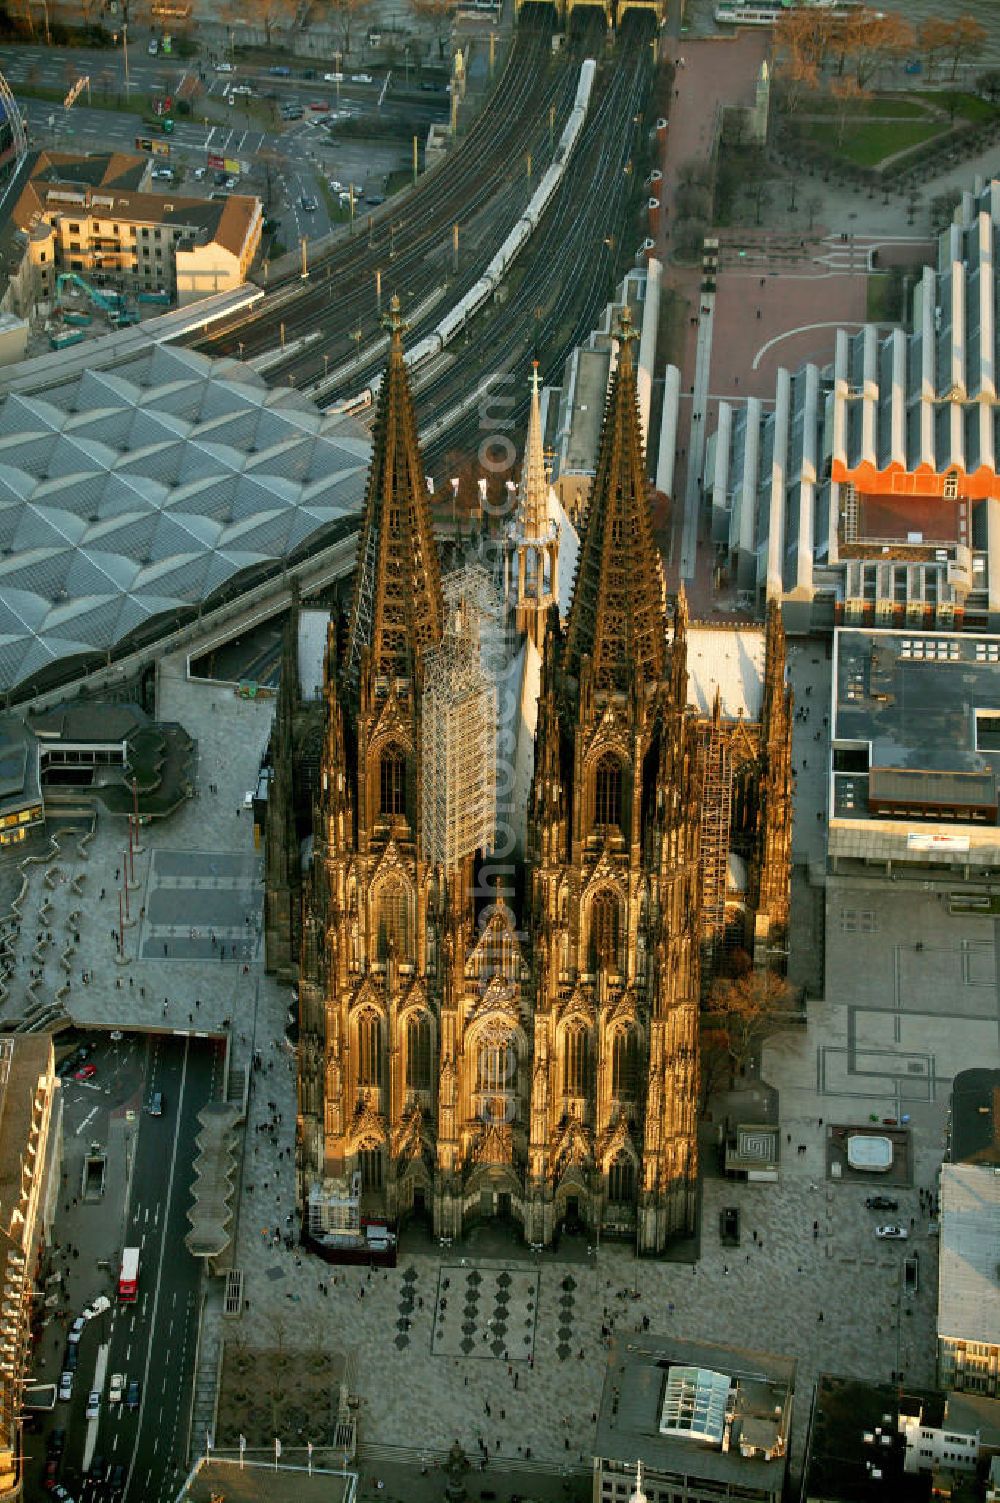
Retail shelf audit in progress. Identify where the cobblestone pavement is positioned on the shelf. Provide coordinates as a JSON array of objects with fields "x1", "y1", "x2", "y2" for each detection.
[{"x1": 0, "y1": 646, "x2": 942, "y2": 1491}]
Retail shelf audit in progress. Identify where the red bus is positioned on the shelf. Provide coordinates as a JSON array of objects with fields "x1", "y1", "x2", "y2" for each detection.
[{"x1": 118, "y1": 1247, "x2": 140, "y2": 1302}]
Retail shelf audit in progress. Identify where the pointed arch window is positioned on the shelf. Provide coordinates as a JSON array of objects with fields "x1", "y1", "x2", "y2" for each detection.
[
  {"x1": 595, "y1": 754, "x2": 623, "y2": 830},
  {"x1": 359, "y1": 1147, "x2": 383, "y2": 1190},
  {"x1": 376, "y1": 880, "x2": 410, "y2": 961},
  {"x1": 563, "y1": 1025, "x2": 591, "y2": 1098},
  {"x1": 476, "y1": 1036, "x2": 517, "y2": 1126},
  {"x1": 590, "y1": 889, "x2": 621, "y2": 972},
  {"x1": 608, "y1": 1152, "x2": 636, "y2": 1206},
  {"x1": 357, "y1": 1013, "x2": 383, "y2": 1087},
  {"x1": 405, "y1": 1014, "x2": 432, "y2": 1091},
  {"x1": 611, "y1": 1029, "x2": 638, "y2": 1100},
  {"x1": 379, "y1": 747, "x2": 407, "y2": 817}
]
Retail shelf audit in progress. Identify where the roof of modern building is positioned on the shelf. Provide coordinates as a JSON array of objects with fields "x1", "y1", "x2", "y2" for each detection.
[
  {"x1": 803, "y1": 1375, "x2": 934, "y2": 1503},
  {"x1": 686, "y1": 624, "x2": 765, "y2": 720},
  {"x1": 0, "y1": 715, "x2": 38, "y2": 808},
  {"x1": 943, "y1": 1391, "x2": 1000, "y2": 1449},
  {"x1": 0, "y1": 343, "x2": 370, "y2": 700},
  {"x1": 950, "y1": 1068, "x2": 1000, "y2": 1166},
  {"x1": 595, "y1": 1334, "x2": 794, "y2": 1487},
  {"x1": 937, "y1": 1163, "x2": 1000, "y2": 1346},
  {"x1": 833, "y1": 628, "x2": 1000, "y2": 823}
]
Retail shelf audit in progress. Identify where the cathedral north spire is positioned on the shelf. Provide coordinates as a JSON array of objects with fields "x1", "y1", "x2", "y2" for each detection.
[
  {"x1": 346, "y1": 292, "x2": 444, "y2": 681},
  {"x1": 564, "y1": 306, "x2": 666, "y2": 691},
  {"x1": 518, "y1": 361, "x2": 549, "y2": 541}
]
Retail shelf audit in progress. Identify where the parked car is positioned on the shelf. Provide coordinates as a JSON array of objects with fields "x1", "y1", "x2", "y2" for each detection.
[
  {"x1": 308, "y1": 100, "x2": 330, "y2": 111},
  {"x1": 223, "y1": 176, "x2": 239, "y2": 190},
  {"x1": 108, "y1": 1372, "x2": 125, "y2": 1404},
  {"x1": 126, "y1": 1379, "x2": 141, "y2": 1410},
  {"x1": 193, "y1": 167, "x2": 206, "y2": 180},
  {"x1": 875, "y1": 1224, "x2": 908, "y2": 1239},
  {"x1": 82, "y1": 1295, "x2": 110, "y2": 1321},
  {"x1": 904, "y1": 1253, "x2": 919, "y2": 1294},
  {"x1": 280, "y1": 106, "x2": 303, "y2": 120},
  {"x1": 215, "y1": 61, "x2": 234, "y2": 72},
  {"x1": 147, "y1": 37, "x2": 158, "y2": 54},
  {"x1": 58, "y1": 1371, "x2": 73, "y2": 1401},
  {"x1": 85, "y1": 1391, "x2": 100, "y2": 1421},
  {"x1": 63, "y1": 1343, "x2": 78, "y2": 1372},
  {"x1": 67, "y1": 1317, "x2": 86, "y2": 1345},
  {"x1": 73, "y1": 1064, "x2": 96, "y2": 1081},
  {"x1": 323, "y1": 71, "x2": 344, "y2": 82},
  {"x1": 865, "y1": 1195, "x2": 899, "y2": 1211},
  {"x1": 719, "y1": 1206, "x2": 740, "y2": 1246},
  {"x1": 269, "y1": 64, "x2": 291, "y2": 76},
  {"x1": 365, "y1": 192, "x2": 385, "y2": 206},
  {"x1": 351, "y1": 72, "x2": 373, "y2": 83},
  {"x1": 151, "y1": 167, "x2": 173, "y2": 182}
]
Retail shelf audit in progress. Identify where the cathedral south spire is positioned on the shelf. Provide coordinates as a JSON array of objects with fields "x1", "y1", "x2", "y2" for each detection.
[
  {"x1": 346, "y1": 293, "x2": 444, "y2": 681},
  {"x1": 564, "y1": 305, "x2": 666, "y2": 692}
]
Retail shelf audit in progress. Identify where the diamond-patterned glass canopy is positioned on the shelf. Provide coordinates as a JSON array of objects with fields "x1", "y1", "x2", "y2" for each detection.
[{"x1": 0, "y1": 345, "x2": 371, "y2": 695}]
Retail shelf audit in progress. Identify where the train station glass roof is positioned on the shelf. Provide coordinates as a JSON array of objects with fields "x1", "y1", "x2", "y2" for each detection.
[{"x1": 0, "y1": 345, "x2": 370, "y2": 697}]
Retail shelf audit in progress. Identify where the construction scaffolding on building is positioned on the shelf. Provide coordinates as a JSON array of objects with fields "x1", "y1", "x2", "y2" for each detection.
[
  {"x1": 421, "y1": 567, "x2": 499, "y2": 870},
  {"x1": 697, "y1": 709, "x2": 733, "y2": 982}
]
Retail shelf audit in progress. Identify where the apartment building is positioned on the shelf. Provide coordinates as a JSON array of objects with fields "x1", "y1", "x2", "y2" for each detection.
[{"x1": 14, "y1": 151, "x2": 261, "y2": 308}]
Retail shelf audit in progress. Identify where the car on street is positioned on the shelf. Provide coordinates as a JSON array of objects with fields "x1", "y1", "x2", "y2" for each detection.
[
  {"x1": 109, "y1": 1462, "x2": 125, "y2": 1489},
  {"x1": 865, "y1": 1195, "x2": 899, "y2": 1211},
  {"x1": 42, "y1": 1458, "x2": 59, "y2": 1490},
  {"x1": 875, "y1": 1224, "x2": 908, "y2": 1239},
  {"x1": 51, "y1": 1487, "x2": 75, "y2": 1503},
  {"x1": 365, "y1": 192, "x2": 385, "y2": 206},
  {"x1": 147, "y1": 37, "x2": 158, "y2": 54},
  {"x1": 47, "y1": 1429, "x2": 65, "y2": 1458},
  {"x1": 57, "y1": 1372, "x2": 73, "y2": 1401},
  {"x1": 126, "y1": 1378, "x2": 141, "y2": 1410},
  {"x1": 224, "y1": 176, "x2": 239, "y2": 190},
  {"x1": 308, "y1": 100, "x2": 330, "y2": 111},
  {"x1": 63, "y1": 1343, "x2": 78, "y2": 1371},
  {"x1": 89, "y1": 1454, "x2": 108, "y2": 1481},
  {"x1": 351, "y1": 73, "x2": 373, "y2": 83},
  {"x1": 280, "y1": 106, "x2": 303, "y2": 120},
  {"x1": 300, "y1": 194, "x2": 318, "y2": 212},
  {"x1": 269, "y1": 65, "x2": 291, "y2": 76},
  {"x1": 108, "y1": 1372, "x2": 124, "y2": 1404},
  {"x1": 85, "y1": 1390, "x2": 100, "y2": 1420},
  {"x1": 192, "y1": 167, "x2": 206, "y2": 181},
  {"x1": 904, "y1": 1253, "x2": 919, "y2": 1293},
  {"x1": 215, "y1": 61, "x2": 234, "y2": 73},
  {"x1": 151, "y1": 167, "x2": 174, "y2": 182},
  {"x1": 323, "y1": 71, "x2": 343, "y2": 82},
  {"x1": 67, "y1": 1317, "x2": 86, "y2": 1344},
  {"x1": 148, "y1": 1090, "x2": 164, "y2": 1116},
  {"x1": 329, "y1": 179, "x2": 342, "y2": 192},
  {"x1": 73, "y1": 1064, "x2": 96, "y2": 1081}
]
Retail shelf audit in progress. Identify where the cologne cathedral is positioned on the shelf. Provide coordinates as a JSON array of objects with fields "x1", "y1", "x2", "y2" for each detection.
[{"x1": 265, "y1": 298, "x2": 792, "y2": 1255}]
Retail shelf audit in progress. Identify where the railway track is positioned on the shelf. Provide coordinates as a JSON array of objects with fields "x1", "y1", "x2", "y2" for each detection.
[
  {"x1": 190, "y1": 12, "x2": 577, "y2": 368},
  {"x1": 414, "y1": 10, "x2": 657, "y2": 464}
]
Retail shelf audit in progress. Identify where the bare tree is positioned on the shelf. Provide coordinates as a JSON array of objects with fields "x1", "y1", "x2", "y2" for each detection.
[
  {"x1": 411, "y1": 0, "x2": 452, "y2": 62},
  {"x1": 244, "y1": 0, "x2": 298, "y2": 46},
  {"x1": 830, "y1": 75, "x2": 869, "y2": 144},
  {"x1": 316, "y1": 0, "x2": 371, "y2": 58},
  {"x1": 839, "y1": 8, "x2": 914, "y2": 88},
  {"x1": 707, "y1": 960, "x2": 797, "y2": 1075},
  {"x1": 945, "y1": 13, "x2": 988, "y2": 81},
  {"x1": 916, "y1": 17, "x2": 954, "y2": 84}
]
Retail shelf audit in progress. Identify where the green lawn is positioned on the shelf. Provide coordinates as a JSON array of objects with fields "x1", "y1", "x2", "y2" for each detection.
[
  {"x1": 803, "y1": 95, "x2": 932, "y2": 119},
  {"x1": 937, "y1": 90, "x2": 1000, "y2": 122},
  {"x1": 804, "y1": 116, "x2": 945, "y2": 167}
]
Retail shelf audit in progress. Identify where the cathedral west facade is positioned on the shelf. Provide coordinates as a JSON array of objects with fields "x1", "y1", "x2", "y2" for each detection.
[{"x1": 265, "y1": 300, "x2": 792, "y2": 1255}]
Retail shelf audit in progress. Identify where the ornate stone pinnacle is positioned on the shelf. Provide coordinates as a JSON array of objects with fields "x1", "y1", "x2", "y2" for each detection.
[
  {"x1": 383, "y1": 292, "x2": 408, "y2": 342},
  {"x1": 617, "y1": 304, "x2": 638, "y2": 346}
]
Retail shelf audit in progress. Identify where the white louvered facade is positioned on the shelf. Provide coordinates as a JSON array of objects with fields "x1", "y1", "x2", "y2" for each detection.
[{"x1": 706, "y1": 177, "x2": 1000, "y2": 635}]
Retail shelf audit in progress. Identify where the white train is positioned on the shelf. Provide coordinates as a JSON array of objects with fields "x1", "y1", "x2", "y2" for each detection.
[{"x1": 367, "y1": 57, "x2": 596, "y2": 397}]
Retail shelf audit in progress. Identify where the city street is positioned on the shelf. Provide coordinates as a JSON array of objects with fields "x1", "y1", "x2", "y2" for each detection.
[
  {"x1": 28, "y1": 1032, "x2": 224, "y2": 1502},
  {"x1": 0, "y1": 42, "x2": 447, "y2": 244}
]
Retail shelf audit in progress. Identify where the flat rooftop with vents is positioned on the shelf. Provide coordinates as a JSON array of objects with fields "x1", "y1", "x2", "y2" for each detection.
[
  {"x1": 594, "y1": 1334, "x2": 795, "y2": 1503},
  {"x1": 829, "y1": 627, "x2": 1000, "y2": 869}
]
